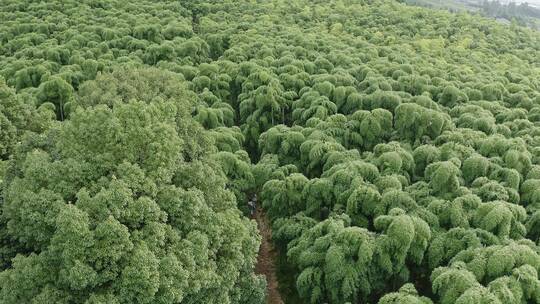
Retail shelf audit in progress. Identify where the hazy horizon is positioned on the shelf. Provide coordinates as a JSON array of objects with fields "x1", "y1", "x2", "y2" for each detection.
[{"x1": 506, "y1": 0, "x2": 540, "y2": 6}]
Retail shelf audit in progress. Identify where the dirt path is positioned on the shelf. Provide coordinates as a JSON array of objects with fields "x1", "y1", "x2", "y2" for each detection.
[{"x1": 254, "y1": 206, "x2": 285, "y2": 304}]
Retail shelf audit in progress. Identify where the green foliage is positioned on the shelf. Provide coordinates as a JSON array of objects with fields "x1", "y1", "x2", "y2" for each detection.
[
  {"x1": 378, "y1": 284, "x2": 433, "y2": 304},
  {"x1": 345, "y1": 109, "x2": 393, "y2": 150},
  {"x1": 395, "y1": 103, "x2": 453, "y2": 142},
  {"x1": 2, "y1": 0, "x2": 540, "y2": 303},
  {"x1": 37, "y1": 77, "x2": 74, "y2": 120},
  {"x1": 287, "y1": 216, "x2": 375, "y2": 304},
  {"x1": 0, "y1": 78, "x2": 53, "y2": 159},
  {"x1": 425, "y1": 161, "x2": 461, "y2": 197},
  {"x1": 431, "y1": 241, "x2": 540, "y2": 304},
  {"x1": 261, "y1": 173, "x2": 309, "y2": 221},
  {"x1": 211, "y1": 150, "x2": 255, "y2": 211},
  {"x1": 0, "y1": 70, "x2": 263, "y2": 303}
]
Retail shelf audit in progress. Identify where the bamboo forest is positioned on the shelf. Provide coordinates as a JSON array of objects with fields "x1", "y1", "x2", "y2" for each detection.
[{"x1": 1, "y1": 0, "x2": 540, "y2": 303}]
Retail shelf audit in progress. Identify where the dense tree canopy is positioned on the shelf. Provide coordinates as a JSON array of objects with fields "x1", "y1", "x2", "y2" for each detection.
[
  {"x1": 1, "y1": 0, "x2": 540, "y2": 303},
  {"x1": 0, "y1": 69, "x2": 264, "y2": 304}
]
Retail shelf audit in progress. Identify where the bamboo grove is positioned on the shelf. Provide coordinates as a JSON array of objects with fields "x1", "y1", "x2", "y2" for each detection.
[{"x1": 1, "y1": 0, "x2": 540, "y2": 303}]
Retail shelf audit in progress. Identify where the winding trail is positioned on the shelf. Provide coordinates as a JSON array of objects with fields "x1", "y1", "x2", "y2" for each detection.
[{"x1": 254, "y1": 206, "x2": 285, "y2": 304}]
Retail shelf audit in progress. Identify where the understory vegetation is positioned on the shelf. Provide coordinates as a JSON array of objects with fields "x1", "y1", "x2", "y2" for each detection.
[{"x1": 1, "y1": 0, "x2": 540, "y2": 303}]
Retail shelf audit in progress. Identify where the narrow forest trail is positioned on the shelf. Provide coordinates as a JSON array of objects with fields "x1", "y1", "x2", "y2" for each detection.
[{"x1": 254, "y1": 206, "x2": 285, "y2": 304}]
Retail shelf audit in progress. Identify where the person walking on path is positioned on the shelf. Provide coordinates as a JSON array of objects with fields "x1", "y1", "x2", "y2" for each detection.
[{"x1": 248, "y1": 195, "x2": 257, "y2": 217}]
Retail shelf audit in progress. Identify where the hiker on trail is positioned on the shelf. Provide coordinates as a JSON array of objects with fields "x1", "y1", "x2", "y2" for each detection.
[
  {"x1": 248, "y1": 200, "x2": 255, "y2": 216},
  {"x1": 248, "y1": 195, "x2": 257, "y2": 217}
]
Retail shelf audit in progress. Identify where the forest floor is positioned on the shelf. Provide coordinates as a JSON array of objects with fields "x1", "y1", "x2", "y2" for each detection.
[{"x1": 254, "y1": 206, "x2": 285, "y2": 304}]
